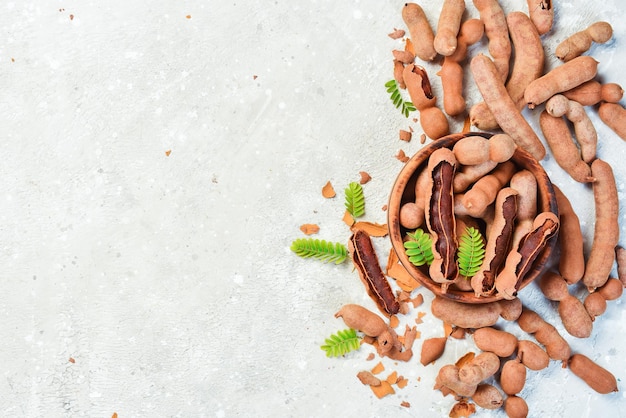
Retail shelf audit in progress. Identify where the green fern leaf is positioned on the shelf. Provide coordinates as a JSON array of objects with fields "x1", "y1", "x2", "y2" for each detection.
[
  {"x1": 344, "y1": 182, "x2": 365, "y2": 218},
  {"x1": 290, "y1": 238, "x2": 348, "y2": 264},
  {"x1": 457, "y1": 226, "x2": 486, "y2": 278},
  {"x1": 403, "y1": 228, "x2": 434, "y2": 266},
  {"x1": 320, "y1": 328, "x2": 361, "y2": 357},
  {"x1": 385, "y1": 79, "x2": 415, "y2": 118}
]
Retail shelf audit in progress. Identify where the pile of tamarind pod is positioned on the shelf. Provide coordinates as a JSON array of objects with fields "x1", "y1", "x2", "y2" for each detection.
[{"x1": 388, "y1": 1, "x2": 625, "y2": 416}]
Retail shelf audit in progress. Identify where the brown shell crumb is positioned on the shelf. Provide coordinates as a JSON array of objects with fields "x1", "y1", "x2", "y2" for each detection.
[
  {"x1": 351, "y1": 221, "x2": 388, "y2": 237},
  {"x1": 389, "y1": 315, "x2": 400, "y2": 329},
  {"x1": 371, "y1": 361, "x2": 385, "y2": 375},
  {"x1": 400, "y1": 129, "x2": 412, "y2": 142},
  {"x1": 411, "y1": 293, "x2": 424, "y2": 308},
  {"x1": 420, "y1": 133, "x2": 427, "y2": 144},
  {"x1": 396, "y1": 149, "x2": 410, "y2": 162},
  {"x1": 321, "y1": 181, "x2": 336, "y2": 198},
  {"x1": 386, "y1": 370, "x2": 399, "y2": 384},
  {"x1": 366, "y1": 352, "x2": 376, "y2": 361},
  {"x1": 388, "y1": 28, "x2": 406, "y2": 39},
  {"x1": 359, "y1": 171, "x2": 372, "y2": 184},
  {"x1": 370, "y1": 380, "x2": 396, "y2": 398},
  {"x1": 299, "y1": 224, "x2": 320, "y2": 235},
  {"x1": 357, "y1": 370, "x2": 382, "y2": 386},
  {"x1": 400, "y1": 400, "x2": 411, "y2": 408},
  {"x1": 342, "y1": 210, "x2": 355, "y2": 227}
]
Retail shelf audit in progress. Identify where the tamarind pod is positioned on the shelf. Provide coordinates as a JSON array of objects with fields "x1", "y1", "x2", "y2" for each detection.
[
  {"x1": 473, "y1": 384, "x2": 504, "y2": 410},
  {"x1": 495, "y1": 212, "x2": 560, "y2": 299},
  {"x1": 568, "y1": 354, "x2": 618, "y2": 394},
  {"x1": 462, "y1": 161, "x2": 516, "y2": 218},
  {"x1": 431, "y1": 296, "x2": 517, "y2": 328},
  {"x1": 434, "y1": 0, "x2": 465, "y2": 57},
  {"x1": 473, "y1": 327, "x2": 518, "y2": 357},
  {"x1": 349, "y1": 230, "x2": 400, "y2": 316},
  {"x1": 553, "y1": 185, "x2": 585, "y2": 284},
  {"x1": 500, "y1": 359, "x2": 526, "y2": 395},
  {"x1": 539, "y1": 111, "x2": 594, "y2": 183},
  {"x1": 538, "y1": 271, "x2": 568, "y2": 301},
  {"x1": 471, "y1": 188, "x2": 518, "y2": 297},
  {"x1": 556, "y1": 21, "x2": 613, "y2": 62},
  {"x1": 473, "y1": 0, "x2": 510, "y2": 82},
  {"x1": 488, "y1": 134, "x2": 517, "y2": 163},
  {"x1": 453, "y1": 160, "x2": 498, "y2": 193},
  {"x1": 598, "y1": 102, "x2": 626, "y2": 141},
  {"x1": 439, "y1": 19, "x2": 484, "y2": 116},
  {"x1": 545, "y1": 95, "x2": 597, "y2": 163},
  {"x1": 563, "y1": 80, "x2": 624, "y2": 106},
  {"x1": 617, "y1": 246, "x2": 626, "y2": 288},
  {"x1": 425, "y1": 148, "x2": 459, "y2": 290},
  {"x1": 434, "y1": 364, "x2": 477, "y2": 397},
  {"x1": 582, "y1": 159, "x2": 619, "y2": 292},
  {"x1": 583, "y1": 292, "x2": 607, "y2": 319},
  {"x1": 504, "y1": 395, "x2": 529, "y2": 418},
  {"x1": 517, "y1": 308, "x2": 571, "y2": 361},
  {"x1": 599, "y1": 277, "x2": 623, "y2": 300},
  {"x1": 525, "y1": 56, "x2": 598, "y2": 109},
  {"x1": 452, "y1": 135, "x2": 491, "y2": 165},
  {"x1": 401, "y1": 3, "x2": 437, "y2": 62},
  {"x1": 459, "y1": 351, "x2": 500, "y2": 385},
  {"x1": 517, "y1": 340, "x2": 550, "y2": 370},
  {"x1": 559, "y1": 295, "x2": 593, "y2": 338},
  {"x1": 509, "y1": 170, "x2": 538, "y2": 249},
  {"x1": 469, "y1": 102, "x2": 499, "y2": 131},
  {"x1": 335, "y1": 304, "x2": 400, "y2": 355},
  {"x1": 403, "y1": 64, "x2": 450, "y2": 139},
  {"x1": 526, "y1": 0, "x2": 553, "y2": 36},
  {"x1": 470, "y1": 54, "x2": 546, "y2": 160}
]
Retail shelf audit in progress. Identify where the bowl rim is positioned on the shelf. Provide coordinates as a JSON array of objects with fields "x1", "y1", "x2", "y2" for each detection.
[{"x1": 387, "y1": 132, "x2": 559, "y2": 304}]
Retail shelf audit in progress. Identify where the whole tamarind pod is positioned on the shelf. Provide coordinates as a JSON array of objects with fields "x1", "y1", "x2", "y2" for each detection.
[
  {"x1": 403, "y1": 64, "x2": 450, "y2": 139},
  {"x1": 517, "y1": 340, "x2": 549, "y2": 370},
  {"x1": 553, "y1": 185, "x2": 585, "y2": 284},
  {"x1": 568, "y1": 354, "x2": 618, "y2": 394},
  {"x1": 583, "y1": 159, "x2": 619, "y2": 292},
  {"x1": 463, "y1": 161, "x2": 516, "y2": 219},
  {"x1": 335, "y1": 304, "x2": 400, "y2": 355},
  {"x1": 584, "y1": 277, "x2": 623, "y2": 319},
  {"x1": 527, "y1": 0, "x2": 553, "y2": 35},
  {"x1": 401, "y1": 3, "x2": 437, "y2": 62},
  {"x1": 617, "y1": 246, "x2": 626, "y2": 288},
  {"x1": 435, "y1": 364, "x2": 477, "y2": 397},
  {"x1": 563, "y1": 80, "x2": 624, "y2": 106},
  {"x1": 434, "y1": 0, "x2": 465, "y2": 57},
  {"x1": 472, "y1": 384, "x2": 504, "y2": 410},
  {"x1": 500, "y1": 359, "x2": 526, "y2": 395},
  {"x1": 546, "y1": 94, "x2": 597, "y2": 163},
  {"x1": 598, "y1": 102, "x2": 626, "y2": 141},
  {"x1": 424, "y1": 148, "x2": 459, "y2": 290},
  {"x1": 471, "y1": 187, "x2": 518, "y2": 297},
  {"x1": 459, "y1": 351, "x2": 500, "y2": 386},
  {"x1": 453, "y1": 160, "x2": 498, "y2": 193},
  {"x1": 525, "y1": 56, "x2": 598, "y2": 109},
  {"x1": 431, "y1": 296, "x2": 521, "y2": 328},
  {"x1": 556, "y1": 21, "x2": 613, "y2": 62},
  {"x1": 473, "y1": 0, "x2": 509, "y2": 82},
  {"x1": 473, "y1": 327, "x2": 518, "y2": 357},
  {"x1": 504, "y1": 395, "x2": 529, "y2": 418},
  {"x1": 517, "y1": 308, "x2": 571, "y2": 361}
]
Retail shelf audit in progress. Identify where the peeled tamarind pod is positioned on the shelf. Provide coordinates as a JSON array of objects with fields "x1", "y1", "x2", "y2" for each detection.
[
  {"x1": 525, "y1": 56, "x2": 598, "y2": 109},
  {"x1": 473, "y1": 327, "x2": 518, "y2": 357},
  {"x1": 539, "y1": 110, "x2": 594, "y2": 183},
  {"x1": 504, "y1": 395, "x2": 529, "y2": 418},
  {"x1": 462, "y1": 161, "x2": 516, "y2": 218},
  {"x1": 517, "y1": 340, "x2": 549, "y2": 370},
  {"x1": 472, "y1": 383, "x2": 504, "y2": 410},
  {"x1": 517, "y1": 308, "x2": 571, "y2": 361},
  {"x1": 471, "y1": 188, "x2": 518, "y2": 297},
  {"x1": 527, "y1": 0, "x2": 553, "y2": 35},
  {"x1": 598, "y1": 102, "x2": 626, "y2": 141},
  {"x1": 568, "y1": 353, "x2": 619, "y2": 394},
  {"x1": 553, "y1": 185, "x2": 585, "y2": 284},
  {"x1": 545, "y1": 94, "x2": 597, "y2": 163},
  {"x1": 434, "y1": 0, "x2": 465, "y2": 57},
  {"x1": 556, "y1": 21, "x2": 613, "y2": 62},
  {"x1": 401, "y1": 3, "x2": 436, "y2": 62},
  {"x1": 500, "y1": 359, "x2": 526, "y2": 395},
  {"x1": 495, "y1": 212, "x2": 560, "y2": 299},
  {"x1": 583, "y1": 159, "x2": 619, "y2": 292},
  {"x1": 563, "y1": 80, "x2": 624, "y2": 106}
]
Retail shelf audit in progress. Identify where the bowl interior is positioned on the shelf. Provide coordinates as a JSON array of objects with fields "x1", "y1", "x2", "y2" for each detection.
[{"x1": 387, "y1": 132, "x2": 559, "y2": 304}]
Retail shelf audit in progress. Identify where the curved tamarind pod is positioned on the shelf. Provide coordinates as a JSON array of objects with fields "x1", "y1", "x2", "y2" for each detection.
[
  {"x1": 462, "y1": 161, "x2": 516, "y2": 218},
  {"x1": 471, "y1": 188, "x2": 518, "y2": 297},
  {"x1": 598, "y1": 102, "x2": 626, "y2": 141},
  {"x1": 403, "y1": 64, "x2": 450, "y2": 139},
  {"x1": 473, "y1": 0, "x2": 510, "y2": 82},
  {"x1": 556, "y1": 21, "x2": 613, "y2": 62},
  {"x1": 471, "y1": 54, "x2": 546, "y2": 160},
  {"x1": 349, "y1": 230, "x2": 400, "y2": 316},
  {"x1": 401, "y1": 3, "x2": 437, "y2": 62},
  {"x1": 525, "y1": 56, "x2": 598, "y2": 109},
  {"x1": 553, "y1": 185, "x2": 585, "y2": 284},
  {"x1": 495, "y1": 212, "x2": 560, "y2": 299},
  {"x1": 335, "y1": 304, "x2": 400, "y2": 355},
  {"x1": 527, "y1": 0, "x2": 553, "y2": 36},
  {"x1": 424, "y1": 148, "x2": 459, "y2": 291},
  {"x1": 434, "y1": 0, "x2": 465, "y2": 57},
  {"x1": 517, "y1": 308, "x2": 571, "y2": 361},
  {"x1": 568, "y1": 354, "x2": 618, "y2": 394},
  {"x1": 583, "y1": 159, "x2": 619, "y2": 292},
  {"x1": 545, "y1": 94, "x2": 597, "y2": 163}
]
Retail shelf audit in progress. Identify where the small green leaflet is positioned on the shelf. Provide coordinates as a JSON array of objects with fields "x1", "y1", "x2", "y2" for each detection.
[
  {"x1": 403, "y1": 228, "x2": 434, "y2": 266},
  {"x1": 320, "y1": 328, "x2": 361, "y2": 357},
  {"x1": 344, "y1": 182, "x2": 365, "y2": 218},
  {"x1": 385, "y1": 79, "x2": 416, "y2": 118},
  {"x1": 290, "y1": 238, "x2": 348, "y2": 264},
  {"x1": 457, "y1": 226, "x2": 486, "y2": 278}
]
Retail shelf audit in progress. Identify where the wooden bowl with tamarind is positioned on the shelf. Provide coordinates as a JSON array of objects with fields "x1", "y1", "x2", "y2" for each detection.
[{"x1": 388, "y1": 132, "x2": 559, "y2": 304}]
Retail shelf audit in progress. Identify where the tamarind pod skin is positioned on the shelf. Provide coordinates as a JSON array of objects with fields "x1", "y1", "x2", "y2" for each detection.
[
  {"x1": 349, "y1": 230, "x2": 401, "y2": 315},
  {"x1": 401, "y1": 3, "x2": 437, "y2": 62},
  {"x1": 553, "y1": 185, "x2": 585, "y2": 284},
  {"x1": 598, "y1": 102, "x2": 626, "y2": 141},
  {"x1": 425, "y1": 148, "x2": 459, "y2": 289},
  {"x1": 582, "y1": 159, "x2": 619, "y2": 292},
  {"x1": 568, "y1": 354, "x2": 618, "y2": 394},
  {"x1": 471, "y1": 54, "x2": 546, "y2": 160},
  {"x1": 434, "y1": 0, "x2": 465, "y2": 57},
  {"x1": 527, "y1": 0, "x2": 553, "y2": 36},
  {"x1": 525, "y1": 56, "x2": 598, "y2": 109},
  {"x1": 539, "y1": 111, "x2": 595, "y2": 183},
  {"x1": 393, "y1": 60, "x2": 406, "y2": 89}
]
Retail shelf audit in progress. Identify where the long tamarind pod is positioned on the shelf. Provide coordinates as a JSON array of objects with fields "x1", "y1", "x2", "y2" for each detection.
[
  {"x1": 401, "y1": 3, "x2": 437, "y2": 62},
  {"x1": 553, "y1": 185, "x2": 585, "y2": 284}
]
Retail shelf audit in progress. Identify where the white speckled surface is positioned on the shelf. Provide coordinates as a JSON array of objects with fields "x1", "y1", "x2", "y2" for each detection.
[{"x1": 1, "y1": 0, "x2": 625, "y2": 417}]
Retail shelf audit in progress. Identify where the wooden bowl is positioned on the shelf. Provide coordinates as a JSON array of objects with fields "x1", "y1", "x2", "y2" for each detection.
[{"x1": 387, "y1": 132, "x2": 559, "y2": 304}]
